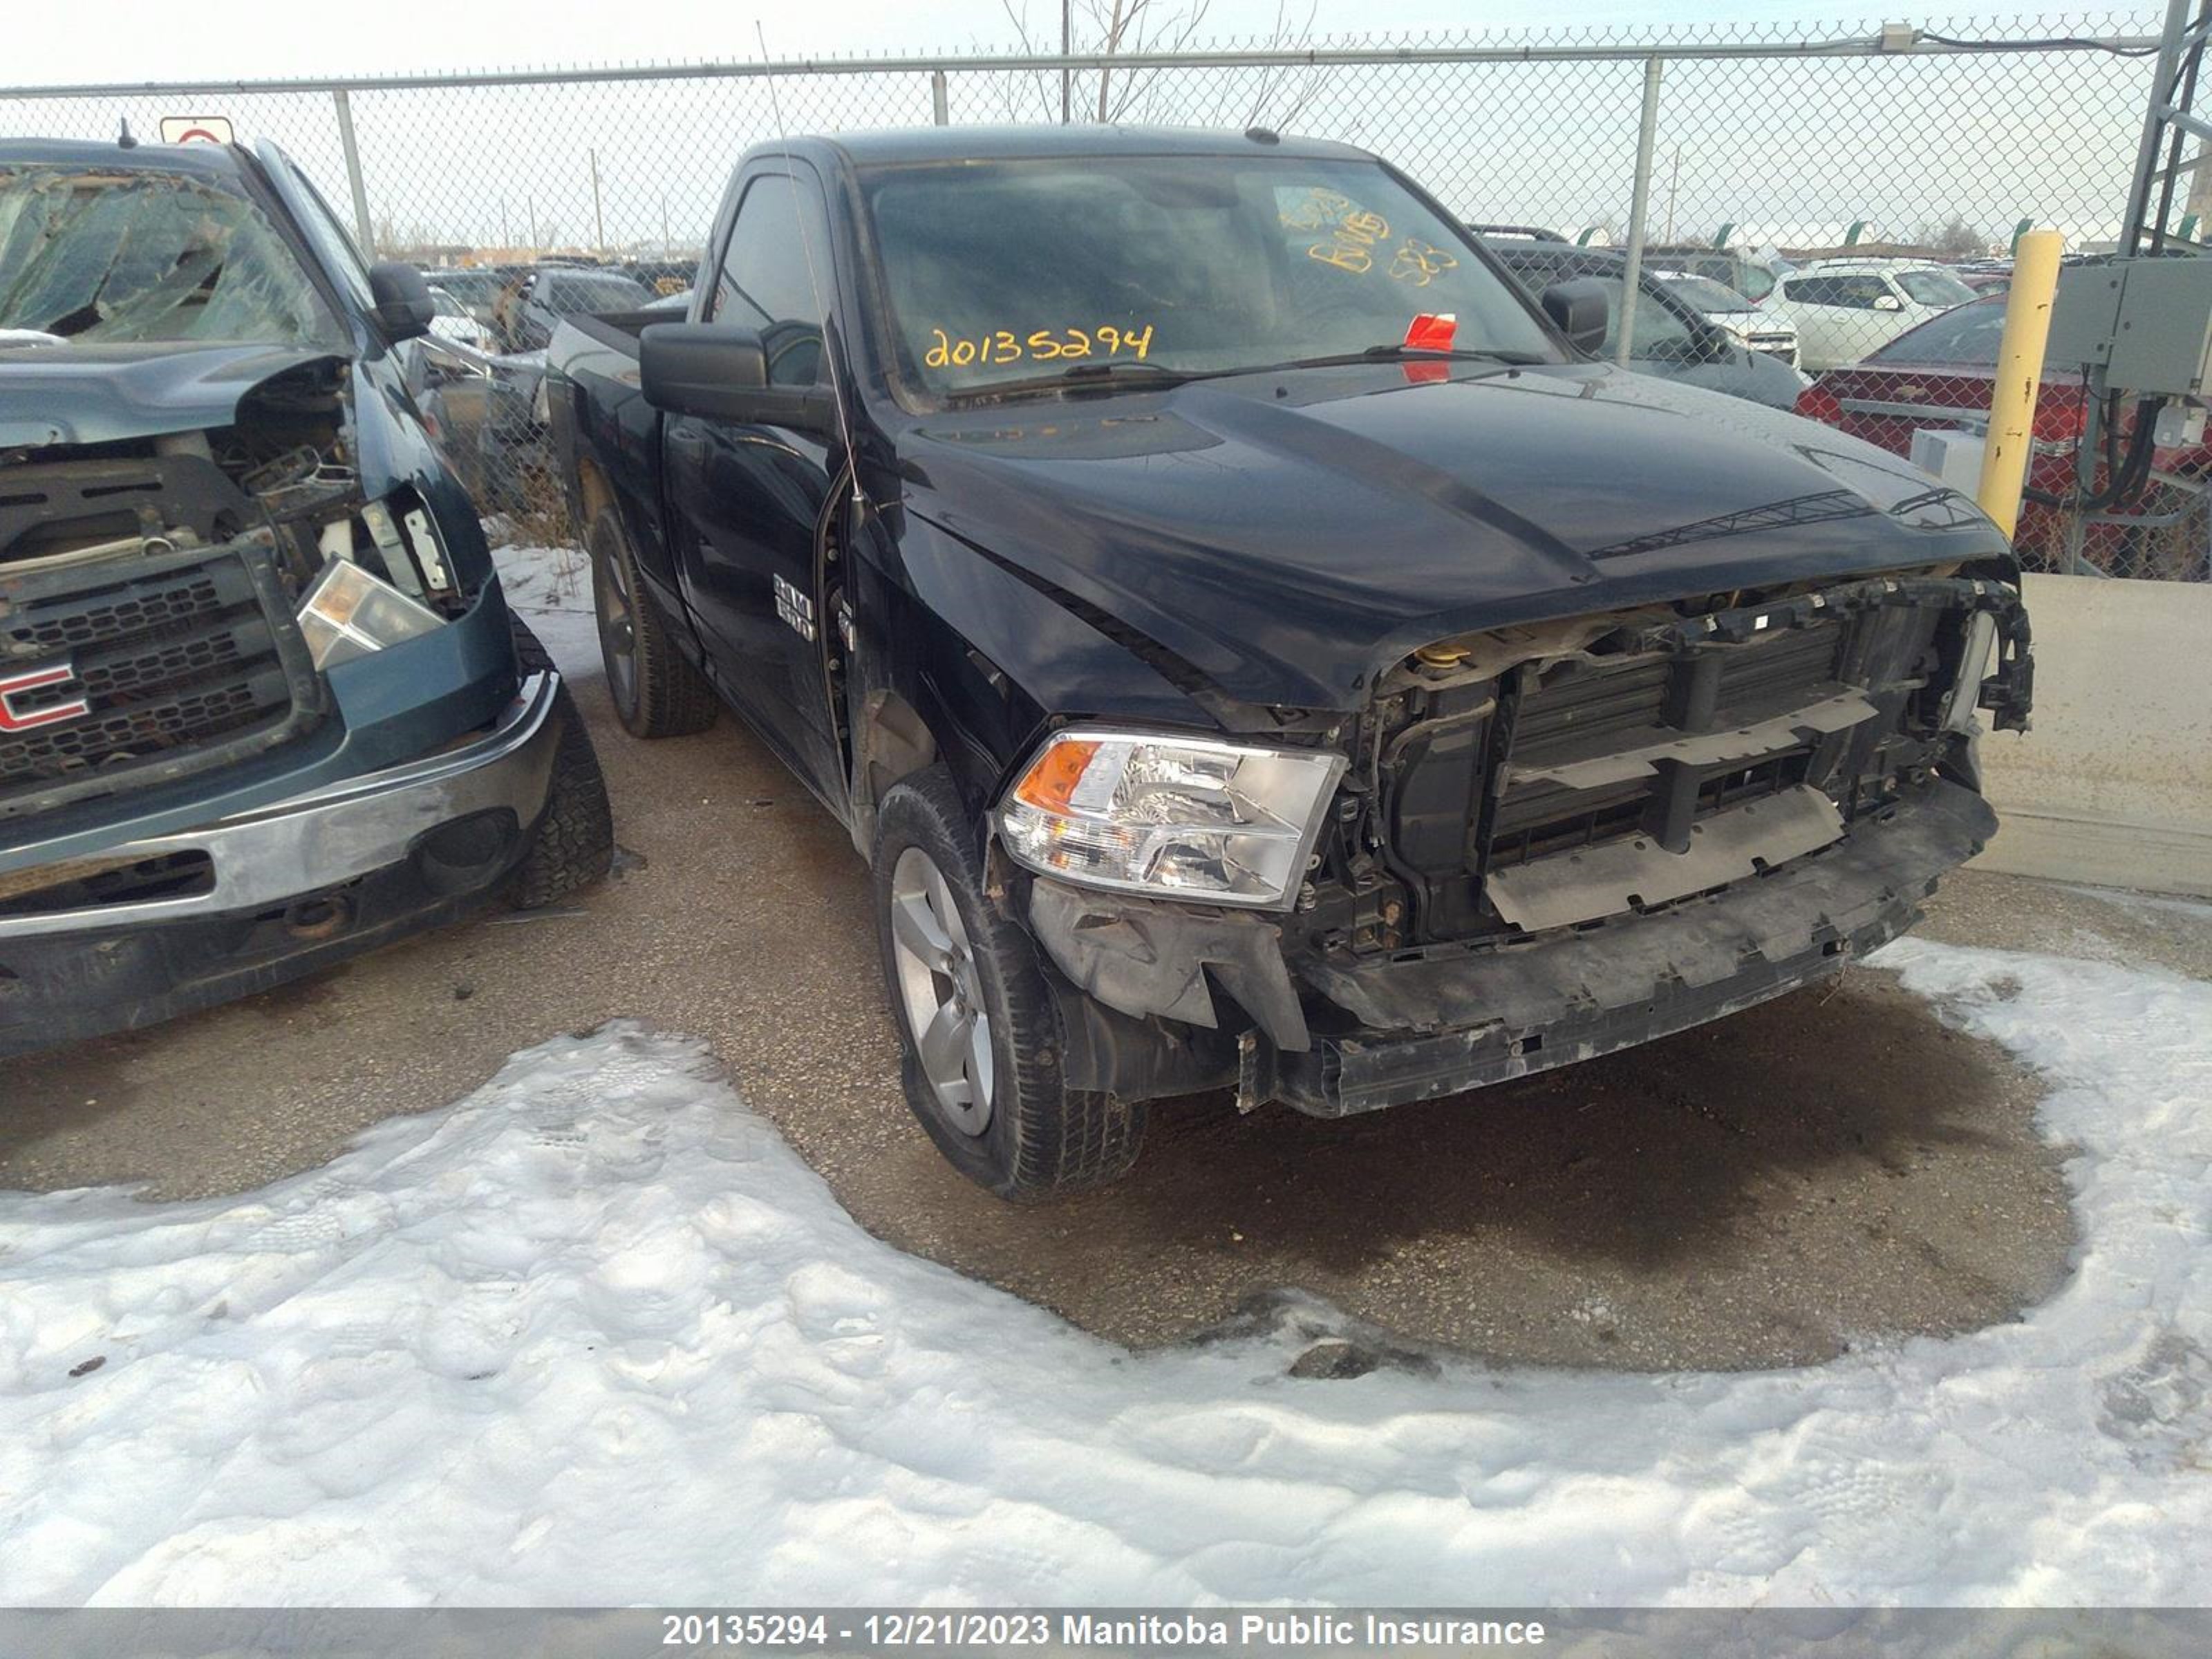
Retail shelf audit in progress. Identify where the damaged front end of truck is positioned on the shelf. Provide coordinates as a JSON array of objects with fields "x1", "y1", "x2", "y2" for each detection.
[
  {"x1": 0, "y1": 141, "x2": 608, "y2": 1056},
  {"x1": 1017, "y1": 561, "x2": 2032, "y2": 1120}
]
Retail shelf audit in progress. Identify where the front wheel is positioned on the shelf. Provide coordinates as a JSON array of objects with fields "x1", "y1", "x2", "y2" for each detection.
[
  {"x1": 509, "y1": 617, "x2": 615, "y2": 908},
  {"x1": 872, "y1": 766, "x2": 1145, "y2": 1201}
]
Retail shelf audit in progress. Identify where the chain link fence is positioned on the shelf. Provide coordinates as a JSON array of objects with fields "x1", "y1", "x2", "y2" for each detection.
[{"x1": 5, "y1": 12, "x2": 2200, "y2": 575}]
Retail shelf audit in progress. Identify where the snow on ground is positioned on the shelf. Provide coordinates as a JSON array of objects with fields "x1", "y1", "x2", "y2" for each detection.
[
  {"x1": 1, "y1": 941, "x2": 2209, "y2": 1606},
  {"x1": 494, "y1": 540, "x2": 600, "y2": 668}
]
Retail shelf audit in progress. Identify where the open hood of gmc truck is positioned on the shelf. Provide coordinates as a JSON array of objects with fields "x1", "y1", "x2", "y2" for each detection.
[
  {"x1": 903, "y1": 363, "x2": 2012, "y2": 712},
  {"x1": 0, "y1": 342, "x2": 346, "y2": 449}
]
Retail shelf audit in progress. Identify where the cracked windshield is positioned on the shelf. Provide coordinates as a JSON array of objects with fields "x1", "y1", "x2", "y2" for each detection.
[{"x1": 0, "y1": 162, "x2": 346, "y2": 347}]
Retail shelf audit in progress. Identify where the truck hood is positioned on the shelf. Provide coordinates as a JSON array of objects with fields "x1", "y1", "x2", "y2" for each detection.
[
  {"x1": 901, "y1": 362, "x2": 2006, "y2": 712},
  {"x1": 0, "y1": 342, "x2": 345, "y2": 449}
]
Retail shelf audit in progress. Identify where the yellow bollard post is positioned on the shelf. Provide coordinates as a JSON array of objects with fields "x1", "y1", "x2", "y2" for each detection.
[{"x1": 1974, "y1": 228, "x2": 2065, "y2": 540}]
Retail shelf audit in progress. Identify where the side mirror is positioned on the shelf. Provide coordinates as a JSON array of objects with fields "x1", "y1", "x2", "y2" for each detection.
[
  {"x1": 368, "y1": 262, "x2": 436, "y2": 343},
  {"x1": 1873, "y1": 293, "x2": 1904, "y2": 312},
  {"x1": 639, "y1": 322, "x2": 836, "y2": 433},
  {"x1": 1540, "y1": 277, "x2": 1611, "y2": 355}
]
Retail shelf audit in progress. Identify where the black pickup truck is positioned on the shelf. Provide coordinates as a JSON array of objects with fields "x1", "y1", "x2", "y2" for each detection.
[
  {"x1": 549, "y1": 126, "x2": 2032, "y2": 1201},
  {"x1": 1, "y1": 137, "x2": 612, "y2": 1056}
]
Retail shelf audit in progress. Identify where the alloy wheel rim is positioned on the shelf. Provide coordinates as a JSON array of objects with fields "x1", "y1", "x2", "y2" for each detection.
[
  {"x1": 888, "y1": 845, "x2": 995, "y2": 1135},
  {"x1": 595, "y1": 542, "x2": 639, "y2": 713}
]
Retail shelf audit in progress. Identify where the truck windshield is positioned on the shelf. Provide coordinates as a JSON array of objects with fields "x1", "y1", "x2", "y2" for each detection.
[
  {"x1": 861, "y1": 155, "x2": 1559, "y2": 396},
  {"x1": 0, "y1": 162, "x2": 346, "y2": 349}
]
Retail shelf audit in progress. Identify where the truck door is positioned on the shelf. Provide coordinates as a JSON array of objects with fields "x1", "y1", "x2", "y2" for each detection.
[{"x1": 659, "y1": 166, "x2": 847, "y2": 807}]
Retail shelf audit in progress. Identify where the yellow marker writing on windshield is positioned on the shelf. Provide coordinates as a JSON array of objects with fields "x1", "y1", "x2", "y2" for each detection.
[
  {"x1": 1309, "y1": 210, "x2": 1391, "y2": 274},
  {"x1": 926, "y1": 324, "x2": 1154, "y2": 371}
]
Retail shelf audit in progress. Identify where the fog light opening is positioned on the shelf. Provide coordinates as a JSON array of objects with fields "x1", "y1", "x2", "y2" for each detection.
[
  {"x1": 284, "y1": 895, "x2": 354, "y2": 941},
  {"x1": 413, "y1": 809, "x2": 521, "y2": 897}
]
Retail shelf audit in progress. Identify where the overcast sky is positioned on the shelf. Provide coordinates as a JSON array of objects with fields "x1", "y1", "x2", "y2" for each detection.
[
  {"x1": 3, "y1": 3, "x2": 2156, "y2": 254},
  {"x1": 7, "y1": 0, "x2": 1911, "y2": 87}
]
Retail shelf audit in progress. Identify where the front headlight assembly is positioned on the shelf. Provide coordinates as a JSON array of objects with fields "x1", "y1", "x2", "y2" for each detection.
[
  {"x1": 996, "y1": 729, "x2": 1347, "y2": 910},
  {"x1": 295, "y1": 491, "x2": 461, "y2": 671}
]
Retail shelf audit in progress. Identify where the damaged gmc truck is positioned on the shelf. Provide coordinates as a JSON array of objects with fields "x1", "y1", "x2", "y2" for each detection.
[
  {"x1": 1, "y1": 138, "x2": 612, "y2": 1056},
  {"x1": 549, "y1": 127, "x2": 2032, "y2": 1200}
]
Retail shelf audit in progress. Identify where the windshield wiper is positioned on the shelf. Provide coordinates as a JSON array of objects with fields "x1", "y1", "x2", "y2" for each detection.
[
  {"x1": 948, "y1": 359, "x2": 1207, "y2": 401},
  {"x1": 944, "y1": 344, "x2": 1547, "y2": 402},
  {"x1": 1261, "y1": 344, "x2": 1551, "y2": 372}
]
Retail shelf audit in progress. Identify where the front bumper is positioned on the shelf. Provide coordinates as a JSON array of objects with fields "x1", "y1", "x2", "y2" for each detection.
[
  {"x1": 1030, "y1": 777, "x2": 1996, "y2": 1119},
  {"x1": 0, "y1": 671, "x2": 563, "y2": 1056}
]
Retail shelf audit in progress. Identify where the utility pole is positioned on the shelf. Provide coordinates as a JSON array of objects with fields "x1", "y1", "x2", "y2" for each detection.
[
  {"x1": 589, "y1": 149, "x2": 605, "y2": 255},
  {"x1": 500, "y1": 198, "x2": 509, "y2": 249},
  {"x1": 1060, "y1": 0, "x2": 1071, "y2": 124},
  {"x1": 527, "y1": 196, "x2": 538, "y2": 253},
  {"x1": 660, "y1": 195, "x2": 670, "y2": 258},
  {"x1": 1665, "y1": 146, "x2": 1680, "y2": 244}
]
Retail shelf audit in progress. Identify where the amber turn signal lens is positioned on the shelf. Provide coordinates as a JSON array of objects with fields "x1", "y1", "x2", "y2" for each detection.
[{"x1": 1011, "y1": 738, "x2": 1103, "y2": 814}]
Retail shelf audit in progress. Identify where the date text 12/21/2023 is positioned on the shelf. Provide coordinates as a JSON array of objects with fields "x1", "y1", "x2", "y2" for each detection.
[{"x1": 656, "y1": 1612, "x2": 1551, "y2": 1648}]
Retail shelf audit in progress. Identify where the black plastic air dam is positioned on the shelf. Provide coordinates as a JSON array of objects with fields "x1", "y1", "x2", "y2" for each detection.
[{"x1": 1266, "y1": 776, "x2": 1997, "y2": 1118}]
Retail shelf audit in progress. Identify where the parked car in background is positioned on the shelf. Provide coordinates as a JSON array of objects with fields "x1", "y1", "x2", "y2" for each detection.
[
  {"x1": 1655, "y1": 270, "x2": 1801, "y2": 366},
  {"x1": 1489, "y1": 243, "x2": 1808, "y2": 408},
  {"x1": 1794, "y1": 293, "x2": 2209, "y2": 576},
  {"x1": 1642, "y1": 244, "x2": 1781, "y2": 303},
  {"x1": 492, "y1": 265, "x2": 650, "y2": 354},
  {"x1": 1952, "y1": 260, "x2": 2014, "y2": 295},
  {"x1": 1766, "y1": 259, "x2": 1979, "y2": 370},
  {"x1": 0, "y1": 137, "x2": 612, "y2": 1058},
  {"x1": 427, "y1": 283, "x2": 496, "y2": 351},
  {"x1": 549, "y1": 125, "x2": 2030, "y2": 1201},
  {"x1": 422, "y1": 265, "x2": 514, "y2": 332},
  {"x1": 418, "y1": 265, "x2": 655, "y2": 516},
  {"x1": 620, "y1": 259, "x2": 697, "y2": 297}
]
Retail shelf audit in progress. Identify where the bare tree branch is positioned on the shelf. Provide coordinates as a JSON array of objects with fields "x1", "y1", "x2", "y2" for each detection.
[{"x1": 995, "y1": 1, "x2": 1062, "y2": 123}]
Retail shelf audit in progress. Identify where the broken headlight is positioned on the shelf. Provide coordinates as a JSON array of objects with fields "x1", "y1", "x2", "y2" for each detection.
[
  {"x1": 295, "y1": 488, "x2": 463, "y2": 669},
  {"x1": 297, "y1": 557, "x2": 445, "y2": 670},
  {"x1": 996, "y1": 729, "x2": 1345, "y2": 910}
]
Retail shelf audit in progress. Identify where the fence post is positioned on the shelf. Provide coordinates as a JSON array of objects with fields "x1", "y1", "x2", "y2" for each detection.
[
  {"x1": 930, "y1": 69, "x2": 948, "y2": 126},
  {"x1": 1615, "y1": 55, "x2": 1663, "y2": 368},
  {"x1": 331, "y1": 87, "x2": 375, "y2": 259},
  {"x1": 590, "y1": 147, "x2": 605, "y2": 253}
]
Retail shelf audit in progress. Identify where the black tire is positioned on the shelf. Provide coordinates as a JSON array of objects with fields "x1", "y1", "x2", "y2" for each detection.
[
  {"x1": 872, "y1": 765, "x2": 1145, "y2": 1201},
  {"x1": 510, "y1": 617, "x2": 616, "y2": 909},
  {"x1": 587, "y1": 507, "x2": 718, "y2": 738}
]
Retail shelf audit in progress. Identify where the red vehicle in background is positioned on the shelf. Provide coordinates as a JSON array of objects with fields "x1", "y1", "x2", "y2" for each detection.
[{"x1": 1794, "y1": 294, "x2": 2209, "y2": 577}]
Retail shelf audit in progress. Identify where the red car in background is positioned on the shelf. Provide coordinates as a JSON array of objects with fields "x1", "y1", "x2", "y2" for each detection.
[{"x1": 1794, "y1": 294, "x2": 2209, "y2": 577}]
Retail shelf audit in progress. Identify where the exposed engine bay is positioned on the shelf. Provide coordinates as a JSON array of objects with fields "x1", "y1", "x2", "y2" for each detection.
[
  {"x1": 1, "y1": 357, "x2": 462, "y2": 612},
  {"x1": 1288, "y1": 568, "x2": 2033, "y2": 960},
  {"x1": 1, "y1": 358, "x2": 476, "y2": 819}
]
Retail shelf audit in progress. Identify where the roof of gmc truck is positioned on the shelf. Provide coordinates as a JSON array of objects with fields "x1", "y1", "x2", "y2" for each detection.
[
  {"x1": 0, "y1": 135, "x2": 252, "y2": 177},
  {"x1": 791, "y1": 124, "x2": 1376, "y2": 167}
]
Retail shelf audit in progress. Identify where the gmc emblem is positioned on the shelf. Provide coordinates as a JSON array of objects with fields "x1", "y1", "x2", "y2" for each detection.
[{"x1": 0, "y1": 659, "x2": 91, "y2": 733}]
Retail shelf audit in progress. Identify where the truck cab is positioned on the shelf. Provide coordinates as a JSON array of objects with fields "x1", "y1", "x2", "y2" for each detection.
[{"x1": 549, "y1": 126, "x2": 2032, "y2": 1202}]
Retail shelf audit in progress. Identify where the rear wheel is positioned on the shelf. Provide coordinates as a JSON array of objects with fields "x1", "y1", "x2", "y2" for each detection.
[
  {"x1": 872, "y1": 765, "x2": 1145, "y2": 1201},
  {"x1": 510, "y1": 617, "x2": 615, "y2": 908},
  {"x1": 588, "y1": 506, "x2": 718, "y2": 738}
]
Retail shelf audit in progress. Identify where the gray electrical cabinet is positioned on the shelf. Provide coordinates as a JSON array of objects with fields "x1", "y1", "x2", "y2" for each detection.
[{"x1": 2045, "y1": 256, "x2": 2212, "y2": 396}]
